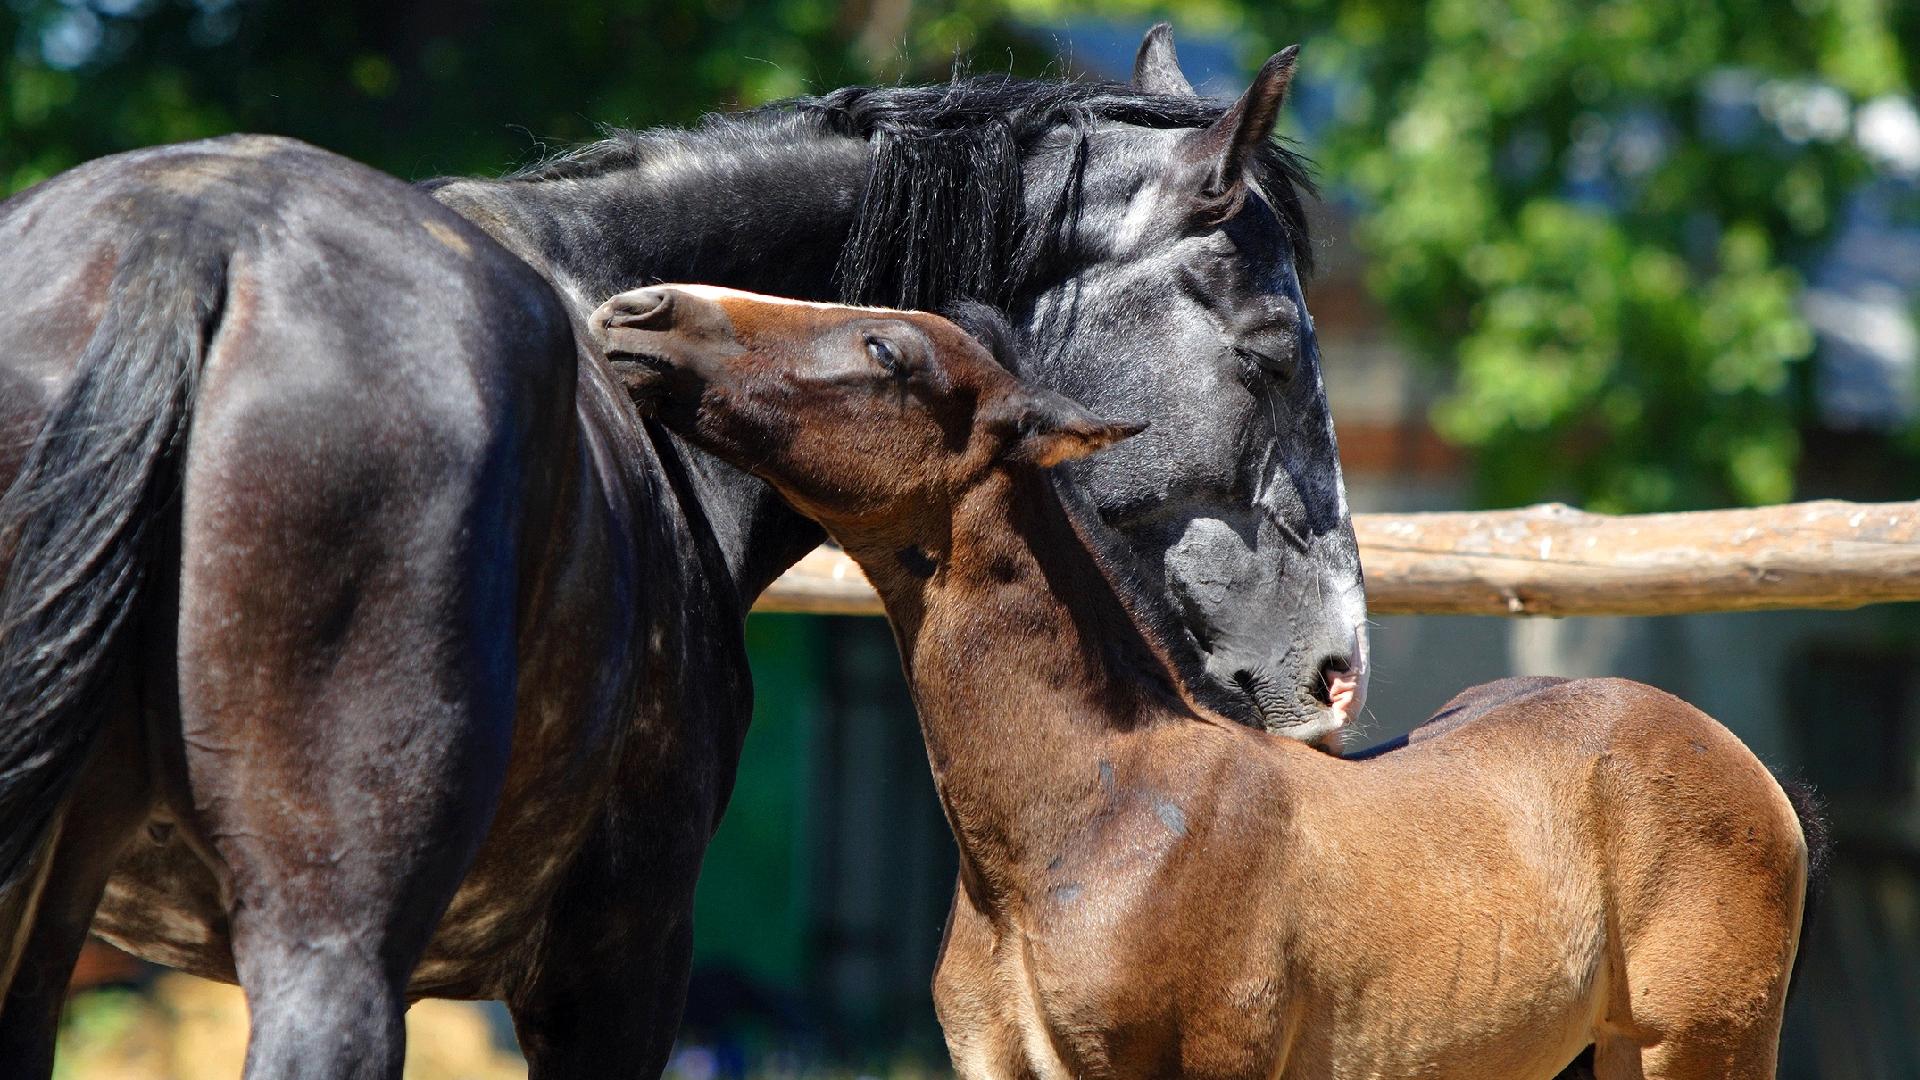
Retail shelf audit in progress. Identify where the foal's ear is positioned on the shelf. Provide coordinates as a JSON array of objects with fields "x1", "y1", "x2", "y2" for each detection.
[
  {"x1": 988, "y1": 387, "x2": 1147, "y2": 468},
  {"x1": 1181, "y1": 46, "x2": 1299, "y2": 224},
  {"x1": 1133, "y1": 23, "x2": 1197, "y2": 97}
]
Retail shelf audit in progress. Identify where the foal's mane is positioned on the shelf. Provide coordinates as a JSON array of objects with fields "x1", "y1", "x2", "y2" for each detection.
[{"x1": 505, "y1": 75, "x2": 1316, "y2": 311}]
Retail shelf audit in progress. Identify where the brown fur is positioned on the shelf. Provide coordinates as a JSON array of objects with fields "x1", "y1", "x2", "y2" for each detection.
[{"x1": 600, "y1": 286, "x2": 1811, "y2": 1080}]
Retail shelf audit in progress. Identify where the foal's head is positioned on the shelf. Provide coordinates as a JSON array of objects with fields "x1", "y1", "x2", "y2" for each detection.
[{"x1": 592, "y1": 284, "x2": 1139, "y2": 534}]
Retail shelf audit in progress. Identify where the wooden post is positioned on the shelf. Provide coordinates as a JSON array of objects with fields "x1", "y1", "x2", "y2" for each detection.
[{"x1": 753, "y1": 499, "x2": 1920, "y2": 617}]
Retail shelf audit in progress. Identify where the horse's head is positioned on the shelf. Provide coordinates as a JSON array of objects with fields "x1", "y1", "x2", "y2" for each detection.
[
  {"x1": 1001, "y1": 30, "x2": 1365, "y2": 743},
  {"x1": 521, "y1": 32, "x2": 1368, "y2": 743},
  {"x1": 591, "y1": 285, "x2": 1139, "y2": 527}
]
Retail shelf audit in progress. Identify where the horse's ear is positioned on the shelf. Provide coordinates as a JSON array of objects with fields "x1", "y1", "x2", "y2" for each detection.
[
  {"x1": 988, "y1": 387, "x2": 1146, "y2": 468},
  {"x1": 1181, "y1": 46, "x2": 1299, "y2": 224},
  {"x1": 1133, "y1": 23, "x2": 1196, "y2": 97}
]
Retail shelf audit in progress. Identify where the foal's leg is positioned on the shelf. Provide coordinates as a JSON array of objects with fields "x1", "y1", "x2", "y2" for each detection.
[
  {"x1": 0, "y1": 682, "x2": 150, "y2": 1075},
  {"x1": 176, "y1": 359, "x2": 525, "y2": 1079},
  {"x1": 1592, "y1": 1013, "x2": 1783, "y2": 1080}
]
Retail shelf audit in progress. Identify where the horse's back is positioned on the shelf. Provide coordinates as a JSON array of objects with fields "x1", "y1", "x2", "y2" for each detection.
[
  {"x1": 1402, "y1": 675, "x2": 1803, "y2": 850},
  {"x1": 1, "y1": 135, "x2": 577, "y2": 495},
  {"x1": 0, "y1": 131, "x2": 582, "y2": 626}
]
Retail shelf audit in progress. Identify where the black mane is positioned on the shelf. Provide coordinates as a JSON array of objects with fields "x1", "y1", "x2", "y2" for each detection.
[{"x1": 506, "y1": 75, "x2": 1316, "y2": 311}]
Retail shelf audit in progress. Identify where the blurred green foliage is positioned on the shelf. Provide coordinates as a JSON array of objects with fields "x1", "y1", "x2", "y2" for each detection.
[
  {"x1": 3, "y1": 0, "x2": 1915, "y2": 510},
  {"x1": 1250, "y1": 0, "x2": 1916, "y2": 509},
  {"x1": 0, "y1": 0, "x2": 1038, "y2": 186}
]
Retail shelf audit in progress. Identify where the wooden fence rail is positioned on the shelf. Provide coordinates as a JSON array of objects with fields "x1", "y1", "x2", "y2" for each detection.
[{"x1": 754, "y1": 499, "x2": 1920, "y2": 618}]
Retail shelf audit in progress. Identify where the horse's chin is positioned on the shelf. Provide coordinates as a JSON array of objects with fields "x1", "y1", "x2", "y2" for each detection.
[{"x1": 621, "y1": 378, "x2": 685, "y2": 421}]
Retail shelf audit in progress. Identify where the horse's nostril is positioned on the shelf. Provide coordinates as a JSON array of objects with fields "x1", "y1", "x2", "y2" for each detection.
[{"x1": 1310, "y1": 655, "x2": 1354, "y2": 705}]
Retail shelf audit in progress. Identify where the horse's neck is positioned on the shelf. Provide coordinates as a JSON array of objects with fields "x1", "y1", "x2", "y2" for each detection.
[
  {"x1": 433, "y1": 128, "x2": 869, "y2": 305},
  {"x1": 851, "y1": 470, "x2": 1192, "y2": 909},
  {"x1": 654, "y1": 429, "x2": 831, "y2": 606},
  {"x1": 435, "y1": 127, "x2": 871, "y2": 603}
]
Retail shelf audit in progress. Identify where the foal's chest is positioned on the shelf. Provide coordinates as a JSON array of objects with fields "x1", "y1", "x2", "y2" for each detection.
[{"x1": 937, "y1": 910, "x2": 1295, "y2": 1080}]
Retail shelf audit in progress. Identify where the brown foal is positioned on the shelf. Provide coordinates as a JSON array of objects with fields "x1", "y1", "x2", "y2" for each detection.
[{"x1": 595, "y1": 284, "x2": 1812, "y2": 1080}]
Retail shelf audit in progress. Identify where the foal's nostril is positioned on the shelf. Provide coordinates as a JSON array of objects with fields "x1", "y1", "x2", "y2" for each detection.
[{"x1": 605, "y1": 287, "x2": 676, "y2": 331}]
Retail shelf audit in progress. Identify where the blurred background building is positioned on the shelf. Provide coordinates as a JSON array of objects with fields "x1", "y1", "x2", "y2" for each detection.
[{"x1": 6, "y1": 0, "x2": 1916, "y2": 1076}]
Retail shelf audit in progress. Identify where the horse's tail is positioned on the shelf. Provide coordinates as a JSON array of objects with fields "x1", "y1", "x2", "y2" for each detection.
[
  {"x1": 0, "y1": 235, "x2": 224, "y2": 893},
  {"x1": 1779, "y1": 775, "x2": 1833, "y2": 1005}
]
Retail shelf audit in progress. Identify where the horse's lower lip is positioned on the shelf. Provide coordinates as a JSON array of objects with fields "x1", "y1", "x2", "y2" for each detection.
[{"x1": 1324, "y1": 668, "x2": 1362, "y2": 727}]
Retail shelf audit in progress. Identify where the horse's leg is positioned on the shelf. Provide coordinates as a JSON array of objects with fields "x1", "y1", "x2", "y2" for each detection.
[
  {"x1": 175, "y1": 343, "x2": 523, "y2": 1079},
  {"x1": 508, "y1": 845, "x2": 698, "y2": 1080},
  {"x1": 178, "y1": 515, "x2": 514, "y2": 1078},
  {"x1": 511, "y1": 920, "x2": 695, "y2": 1080},
  {"x1": 0, "y1": 676, "x2": 151, "y2": 1075}
]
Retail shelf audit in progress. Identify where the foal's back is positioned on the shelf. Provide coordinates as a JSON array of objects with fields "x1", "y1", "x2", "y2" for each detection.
[{"x1": 1090, "y1": 676, "x2": 1808, "y2": 1079}]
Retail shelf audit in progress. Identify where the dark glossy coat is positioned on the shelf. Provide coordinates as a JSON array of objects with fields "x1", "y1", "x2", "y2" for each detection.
[{"x1": 0, "y1": 28, "x2": 1364, "y2": 1078}]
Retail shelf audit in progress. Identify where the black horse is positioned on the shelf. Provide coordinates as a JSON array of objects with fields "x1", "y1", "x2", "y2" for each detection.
[{"x1": 0, "y1": 26, "x2": 1366, "y2": 1078}]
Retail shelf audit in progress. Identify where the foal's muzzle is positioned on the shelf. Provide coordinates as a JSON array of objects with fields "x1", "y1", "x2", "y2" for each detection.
[{"x1": 593, "y1": 286, "x2": 740, "y2": 403}]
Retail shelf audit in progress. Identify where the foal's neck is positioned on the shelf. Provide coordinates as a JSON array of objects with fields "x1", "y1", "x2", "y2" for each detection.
[{"x1": 850, "y1": 469, "x2": 1193, "y2": 908}]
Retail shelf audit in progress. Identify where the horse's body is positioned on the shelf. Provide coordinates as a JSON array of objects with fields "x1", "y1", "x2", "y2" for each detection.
[
  {"x1": 0, "y1": 137, "x2": 696, "y2": 1073},
  {"x1": 0, "y1": 28, "x2": 1369, "y2": 1077},
  {"x1": 598, "y1": 284, "x2": 1818, "y2": 1080}
]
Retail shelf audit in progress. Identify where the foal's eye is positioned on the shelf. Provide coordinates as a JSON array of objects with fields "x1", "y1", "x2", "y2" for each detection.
[{"x1": 866, "y1": 336, "x2": 903, "y2": 376}]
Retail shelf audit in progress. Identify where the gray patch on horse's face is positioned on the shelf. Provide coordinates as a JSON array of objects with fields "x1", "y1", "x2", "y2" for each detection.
[
  {"x1": 1152, "y1": 796, "x2": 1187, "y2": 837},
  {"x1": 1098, "y1": 760, "x2": 1116, "y2": 791},
  {"x1": 1013, "y1": 133, "x2": 1365, "y2": 736},
  {"x1": 1052, "y1": 882, "x2": 1084, "y2": 905}
]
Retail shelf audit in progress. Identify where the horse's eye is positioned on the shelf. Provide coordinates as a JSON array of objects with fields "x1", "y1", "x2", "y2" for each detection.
[
  {"x1": 866, "y1": 336, "x2": 903, "y2": 376},
  {"x1": 1236, "y1": 329, "x2": 1301, "y2": 384}
]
